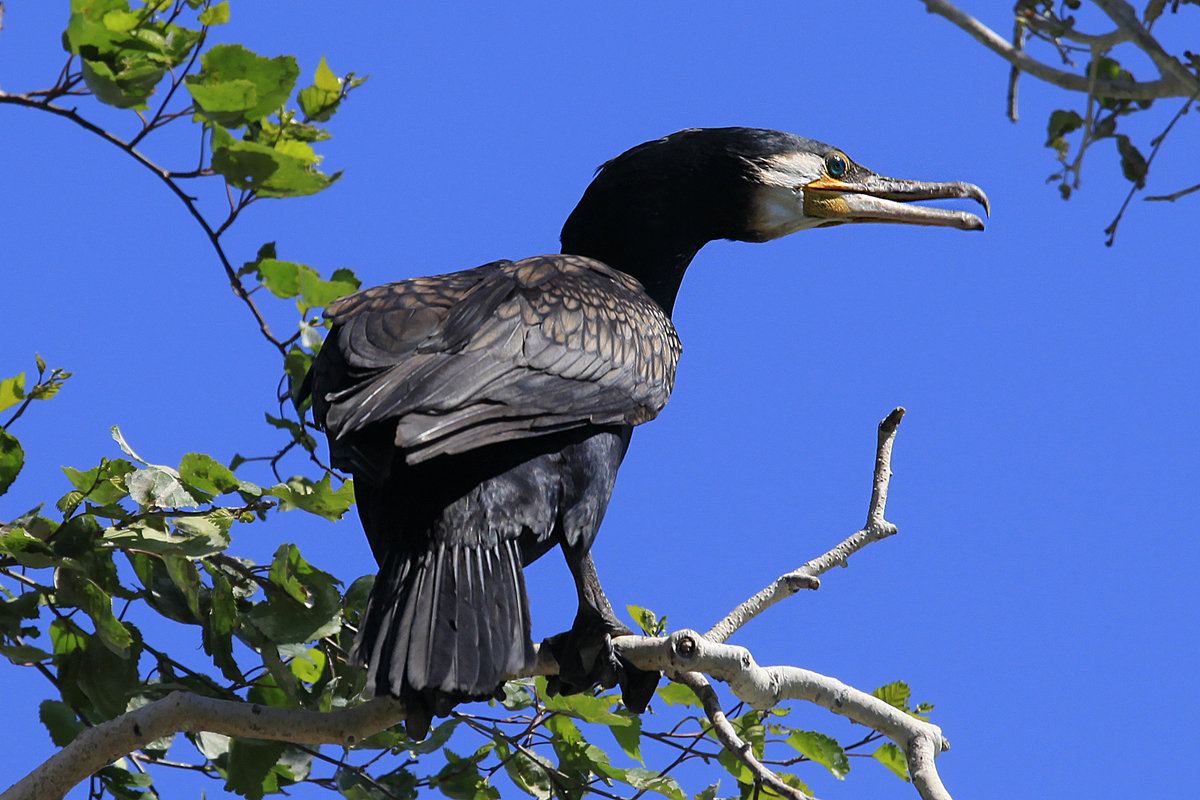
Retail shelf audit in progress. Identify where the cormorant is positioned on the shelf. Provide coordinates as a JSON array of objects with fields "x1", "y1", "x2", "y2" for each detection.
[{"x1": 305, "y1": 127, "x2": 987, "y2": 737}]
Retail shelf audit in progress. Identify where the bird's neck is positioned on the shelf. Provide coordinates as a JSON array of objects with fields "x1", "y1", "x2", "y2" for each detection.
[{"x1": 562, "y1": 236, "x2": 702, "y2": 317}]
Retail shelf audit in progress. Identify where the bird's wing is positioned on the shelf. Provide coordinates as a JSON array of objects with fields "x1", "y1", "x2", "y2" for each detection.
[{"x1": 310, "y1": 255, "x2": 681, "y2": 470}]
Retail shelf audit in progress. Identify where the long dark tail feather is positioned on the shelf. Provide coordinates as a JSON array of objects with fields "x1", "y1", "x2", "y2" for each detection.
[{"x1": 351, "y1": 538, "x2": 535, "y2": 739}]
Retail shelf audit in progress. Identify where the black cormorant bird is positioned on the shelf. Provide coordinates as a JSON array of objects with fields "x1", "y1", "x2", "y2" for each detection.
[{"x1": 305, "y1": 127, "x2": 987, "y2": 737}]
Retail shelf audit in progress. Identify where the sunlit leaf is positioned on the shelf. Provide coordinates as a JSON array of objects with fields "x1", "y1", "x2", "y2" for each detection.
[
  {"x1": 179, "y1": 452, "x2": 241, "y2": 496},
  {"x1": 872, "y1": 680, "x2": 911, "y2": 711},
  {"x1": 198, "y1": 0, "x2": 230, "y2": 25},
  {"x1": 297, "y1": 56, "x2": 342, "y2": 122},
  {"x1": 624, "y1": 768, "x2": 685, "y2": 800},
  {"x1": 0, "y1": 430, "x2": 25, "y2": 496},
  {"x1": 126, "y1": 465, "x2": 201, "y2": 509},
  {"x1": 268, "y1": 474, "x2": 355, "y2": 520},
  {"x1": 873, "y1": 742, "x2": 910, "y2": 781},
  {"x1": 786, "y1": 730, "x2": 848, "y2": 778},
  {"x1": 656, "y1": 680, "x2": 702, "y2": 707},
  {"x1": 211, "y1": 128, "x2": 341, "y2": 197},
  {"x1": 0, "y1": 372, "x2": 25, "y2": 412},
  {"x1": 185, "y1": 43, "x2": 299, "y2": 128}
]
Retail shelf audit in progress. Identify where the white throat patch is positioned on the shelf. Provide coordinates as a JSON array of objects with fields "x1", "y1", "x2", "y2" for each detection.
[{"x1": 748, "y1": 151, "x2": 831, "y2": 240}]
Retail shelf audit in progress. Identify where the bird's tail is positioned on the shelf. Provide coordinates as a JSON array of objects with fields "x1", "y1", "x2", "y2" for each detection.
[{"x1": 351, "y1": 538, "x2": 535, "y2": 739}]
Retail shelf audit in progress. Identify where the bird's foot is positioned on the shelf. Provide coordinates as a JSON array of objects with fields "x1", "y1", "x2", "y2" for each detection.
[{"x1": 543, "y1": 619, "x2": 660, "y2": 713}]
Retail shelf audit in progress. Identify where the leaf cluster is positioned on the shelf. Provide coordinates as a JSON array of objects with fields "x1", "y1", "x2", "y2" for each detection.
[{"x1": 1017, "y1": 1, "x2": 1196, "y2": 208}]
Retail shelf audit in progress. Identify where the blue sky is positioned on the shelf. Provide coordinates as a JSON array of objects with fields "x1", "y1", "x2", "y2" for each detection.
[{"x1": 2, "y1": 2, "x2": 1197, "y2": 798}]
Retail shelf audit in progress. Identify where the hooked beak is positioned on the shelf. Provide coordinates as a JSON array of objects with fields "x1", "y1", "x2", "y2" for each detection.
[{"x1": 804, "y1": 174, "x2": 990, "y2": 230}]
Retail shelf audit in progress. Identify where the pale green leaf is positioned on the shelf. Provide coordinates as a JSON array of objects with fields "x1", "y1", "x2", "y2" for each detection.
[
  {"x1": 0, "y1": 373, "x2": 26, "y2": 412},
  {"x1": 873, "y1": 742, "x2": 910, "y2": 781}
]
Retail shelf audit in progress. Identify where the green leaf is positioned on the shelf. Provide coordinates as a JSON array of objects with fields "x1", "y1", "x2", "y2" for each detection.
[
  {"x1": 126, "y1": 465, "x2": 201, "y2": 508},
  {"x1": 717, "y1": 745, "x2": 755, "y2": 785},
  {"x1": 494, "y1": 738, "x2": 553, "y2": 800},
  {"x1": 542, "y1": 686, "x2": 629, "y2": 725},
  {"x1": 258, "y1": 256, "x2": 359, "y2": 311},
  {"x1": 179, "y1": 452, "x2": 240, "y2": 496},
  {"x1": 105, "y1": 511, "x2": 231, "y2": 559},
  {"x1": 432, "y1": 746, "x2": 499, "y2": 800},
  {"x1": 873, "y1": 742, "x2": 910, "y2": 781},
  {"x1": 0, "y1": 643, "x2": 53, "y2": 665},
  {"x1": 289, "y1": 646, "x2": 327, "y2": 683},
  {"x1": 297, "y1": 56, "x2": 342, "y2": 122},
  {"x1": 0, "y1": 430, "x2": 25, "y2": 496},
  {"x1": 185, "y1": 44, "x2": 299, "y2": 128},
  {"x1": 211, "y1": 127, "x2": 341, "y2": 197},
  {"x1": 786, "y1": 730, "x2": 849, "y2": 778},
  {"x1": 656, "y1": 680, "x2": 702, "y2": 708},
  {"x1": 627, "y1": 604, "x2": 666, "y2": 635},
  {"x1": 52, "y1": 514, "x2": 102, "y2": 559},
  {"x1": 257, "y1": 258, "x2": 302, "y2": 298},
  {"x1": 624, "y1": 768, "x2": 685, "y2": 800},
  {"x1": 203, "y1": 566, "x2": 243, "y2": 681},
  {"x1": 285, "y1": 348, "x2": 314, "y2": 407},
  {"x1": 298, "y1": 264, "x2": 360, "y2": 308},
  {"x1": 40, "y1": 699, "x2": 87, "y2": 746},
  {"x1": 226, "y1": 738, "x2": 287, "y2": 800},
  {"x1": 493, "y1": 680, "x2": 534, "y2": 710},
  {"x1": 1116, "y1": 134, "x2": 1148, "y2": 188},
  {"x1": 52, "y1": 620, "x2": 140, "y2": 720},
  {"x1": 198, "y1": 0, "x2": 230, "y2": 25},
  {"x1": 610, "y1": 714, "x2": 643, "y2": 763},
  {"x1": 127, "y1": 550, "x2": 199, "y2": 624},
  {"x1": 55, "y1": 569, "x2": 134, "y2": 656},
  {"x1": 0, "y1": 372, "x2": 25, "y2": 412},
  {"x1": 872, "y1": 680, "x2": 912, "y2": 712},
  {"x1": 62, "y1": 458, "x2": 134, "y2": 506},
  {"x1": 164, "y1": 552, "x2": 203, "y2": 619},
  {"x1": 110, "y1": 425, "x2": 148, "y2": 465},
  {"x1": 0, "y1": 528, "x2": 59, "y2": 569},
  {"x1": 246, "y1": 544, "x2": 343, "y2": 644},
  {"x1": 268, "y1": 474, "x2": 355, "y2": 520},
  {"x1": 79, "y1": 48, "x2": 167, "y2": 110}
]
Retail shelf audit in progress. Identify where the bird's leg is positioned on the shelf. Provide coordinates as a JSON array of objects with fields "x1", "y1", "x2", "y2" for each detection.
[{"x1": 544, "y1": 548, "x2": 660, "y2": 711}]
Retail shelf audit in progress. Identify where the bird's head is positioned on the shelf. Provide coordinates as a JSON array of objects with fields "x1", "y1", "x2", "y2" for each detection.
[
  {"x1": 561, "y1": 127, "x2": 988, "y2": 313},
  {"x1": 738, "y1": 129, "x2": 989, "y2": 240}
]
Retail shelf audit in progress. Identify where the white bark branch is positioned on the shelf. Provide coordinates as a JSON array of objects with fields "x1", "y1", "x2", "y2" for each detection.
[
  {"x1": 704, "y1": 407, "x2": 903, "y2": 643},
  {"x1": 918, "y1": 0, "x2": 1198, "y2": 99},
  {"x1": 617, "y1": 632, "x2": 951, "y2": 800},
  {"x1": 1091, "y1": 0, "x2": 1197, "y2": 88},
  {"x1": 676, "y1": 672, "x2": 811, "y2": 800},
  {"x1": 0, "y1": 693, "x2": 407, "y2": 800}
]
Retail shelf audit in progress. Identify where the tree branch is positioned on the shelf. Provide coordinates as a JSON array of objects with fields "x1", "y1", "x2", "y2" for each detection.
[
  {"x1": 1091, "y1": 0, "x2": 1196, "y2": 89},
  {"x1": 704, "y1": 408, "x2": 904, "y2": 643},
  {"x1": 918, "y1": 0, "x2": 1198, "y2": 99},
  {"x1": 677, "y1": 672, "x2": 810, "y2": 800},
  {"x1": 0, "y1": 693, "x2": 406, "y2": 800},
  {"x1": 618, "y1": 632, "x2": 951, "y2": 800}
]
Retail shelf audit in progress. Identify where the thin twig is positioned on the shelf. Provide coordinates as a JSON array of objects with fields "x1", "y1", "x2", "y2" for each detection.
[
  {"x1": 1146, "y1": 181, "x2": 1200, "y2": 202},
  {"x1": 675, "y1": 673, "x2": 810, "y2": 800},
  {"x1": 1105, "y1": 91, "x2": 1198, "y2": 245},
  {"x1": 704, "y1": 408, "x2": 904, "y2": 643},
  {"x1": 0, "y1": 92, "x2": 288, "y2": 354}
]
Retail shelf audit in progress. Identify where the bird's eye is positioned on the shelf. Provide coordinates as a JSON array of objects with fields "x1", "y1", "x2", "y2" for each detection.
[{"x1": 826, "y1": 153, "x2": 848, "y2": 178}]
